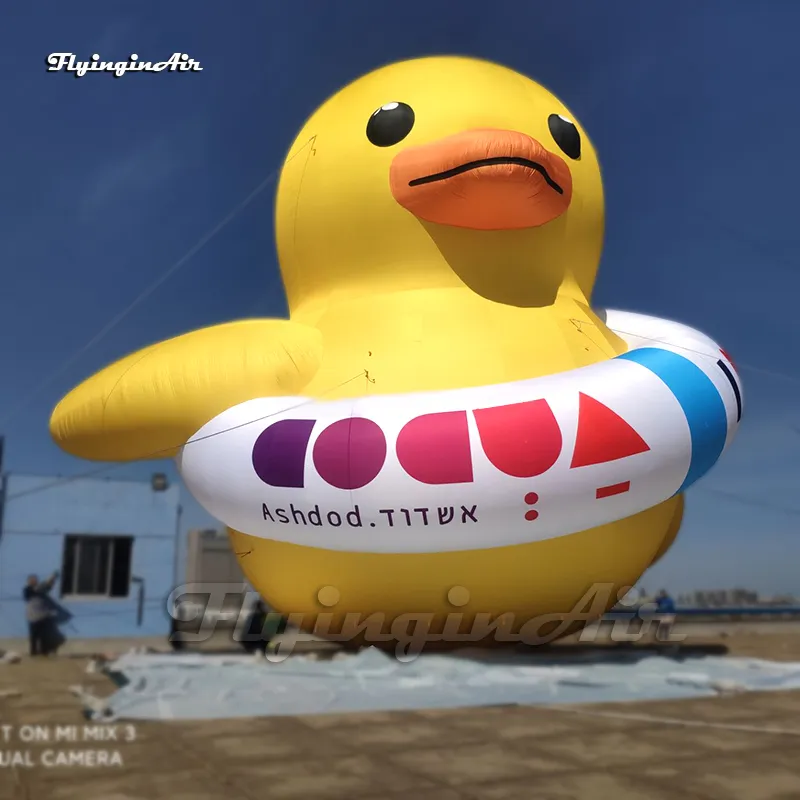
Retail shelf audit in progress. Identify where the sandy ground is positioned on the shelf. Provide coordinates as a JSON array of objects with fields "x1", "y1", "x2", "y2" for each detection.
[{"x1": 1, "y1": 630, "x2": 800, "y2": 799}]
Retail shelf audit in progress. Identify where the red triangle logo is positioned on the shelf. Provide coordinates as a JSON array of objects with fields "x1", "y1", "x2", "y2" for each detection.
[{"x1": 570, "y1": 393, "x2": 650, "y2": 468}]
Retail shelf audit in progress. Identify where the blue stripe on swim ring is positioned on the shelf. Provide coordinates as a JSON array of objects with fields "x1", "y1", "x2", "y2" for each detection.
[{"x1": 616, "y1": 347, "x2": 728, "y2": 492}]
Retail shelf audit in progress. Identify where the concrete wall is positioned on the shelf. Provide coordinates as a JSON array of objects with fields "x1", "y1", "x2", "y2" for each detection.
[
  {"x1": 181, "y1": 528, "x2": 249, "y2": 624},
  {"x1": 185, "y1": 528, "x2": 246, "y2": 588},
  {"x1": 0, "y1": 473, "x2": 181, "y2": 639}
]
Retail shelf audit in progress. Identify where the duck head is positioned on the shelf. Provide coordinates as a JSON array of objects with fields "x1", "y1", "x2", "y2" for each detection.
[{"x1": 276, "y1": 56, "x2": 604, "y2": 312}]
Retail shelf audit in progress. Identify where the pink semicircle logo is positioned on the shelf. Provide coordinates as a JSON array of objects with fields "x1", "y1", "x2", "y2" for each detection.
[{"x1": 312, "y1": 417, "x2": 387, "y2": 490}]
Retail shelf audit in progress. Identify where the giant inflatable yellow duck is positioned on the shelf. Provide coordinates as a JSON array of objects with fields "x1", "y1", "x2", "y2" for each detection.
[{"x1": 50, "y1": 56, "x2": 741, "y2": 647}]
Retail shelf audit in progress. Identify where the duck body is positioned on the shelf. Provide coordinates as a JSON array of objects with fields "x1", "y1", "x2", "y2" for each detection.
[
  {"x1": 182, "y1": 304, "x2": 739, "y2": 644},
  {"x1": 296, "y1": 287, "x2": 626, "y2": 397},
  {"x1": 49, "y1": 56, "x2": 741, "y2": 649}
]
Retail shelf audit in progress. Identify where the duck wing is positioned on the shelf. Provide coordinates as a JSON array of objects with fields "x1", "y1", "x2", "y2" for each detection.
[{"x1": 49, "y1": 319, "x2": 323, "y2": 461}]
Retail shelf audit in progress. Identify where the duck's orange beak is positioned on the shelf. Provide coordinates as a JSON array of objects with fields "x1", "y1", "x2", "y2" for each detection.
[{"x1": 389, "y1": 128, "x2": 572, "y2": 231}]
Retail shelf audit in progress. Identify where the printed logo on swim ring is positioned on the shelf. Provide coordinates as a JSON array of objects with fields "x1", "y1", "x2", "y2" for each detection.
[{"x1": 250, "y1": 394, "x2": 652, "y2": 491}]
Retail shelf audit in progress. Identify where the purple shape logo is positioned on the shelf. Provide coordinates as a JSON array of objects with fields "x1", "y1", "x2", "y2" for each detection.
[
  {"x1": 312, "y1": 418, "x2": 387, "y2": 490},
  {"x1": 252, "y1": 417, "x2": 387, "y2": 490},
  {"x1": 252, "y1": 419, "x2": 316, "y2": 488}
]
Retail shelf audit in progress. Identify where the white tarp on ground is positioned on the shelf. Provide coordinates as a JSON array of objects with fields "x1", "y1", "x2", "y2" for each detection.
[{"x1": 95, "y1": 648, "x2": 800, "y2": 721}]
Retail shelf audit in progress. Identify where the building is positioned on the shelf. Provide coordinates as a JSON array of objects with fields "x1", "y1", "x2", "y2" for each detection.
[
  {"x1": 180, "y1": 527, "x2": 250, "y2": 624},
  {"x1": 689, "y1": 588, "x2": 761, "y2": 608},
  {"x1": 0, "y1": 469, "x2": 182, "y2": 639},
  {"x1": 185, "y1": 528, "x2": 246, "y2": 589}
]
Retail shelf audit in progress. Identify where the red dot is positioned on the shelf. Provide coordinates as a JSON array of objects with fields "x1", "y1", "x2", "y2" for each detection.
[
  {"x1": 524, "y1": 492, "x2": 539, "y2": 505},
  {"x1": 524, "y1": 510, "x2": 539, "y2": 521}
]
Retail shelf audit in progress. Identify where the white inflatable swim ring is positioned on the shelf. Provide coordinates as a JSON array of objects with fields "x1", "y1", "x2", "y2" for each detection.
[{"x1": 177, "y1": 309, "x2": 742, "y2": 554}]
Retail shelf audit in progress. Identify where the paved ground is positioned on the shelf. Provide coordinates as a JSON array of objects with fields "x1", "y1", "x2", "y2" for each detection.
[{"x1": 1, "y1": 632, "x2": 800, "y2": 800}]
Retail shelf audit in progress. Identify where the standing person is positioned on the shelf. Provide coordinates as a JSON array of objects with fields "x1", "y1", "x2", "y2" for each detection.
[
  {"x1": 655, "y1": 589, "x2": 676, "y2": 614},
  {"x1": 239, "y1": 598, "x2": 288, "y2": 656},
  {"x1": 653, "y1": 589, "x2": 677, "y2": 642},
  {"x1": 241, "y1": 599, "x2": 269, "y2": 655},
  {"x1": 23, "y1": 572, "x2": 59, "y2": 656}
]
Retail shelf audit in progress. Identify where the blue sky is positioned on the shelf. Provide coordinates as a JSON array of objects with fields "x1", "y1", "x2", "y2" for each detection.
[{"x1": 1, "y1": 2, "x2": 799, "y2": 596}]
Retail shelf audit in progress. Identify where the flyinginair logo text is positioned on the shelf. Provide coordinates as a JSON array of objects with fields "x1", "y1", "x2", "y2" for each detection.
[{"x1": 45, "y1": 53, "x2": 202, "y2": 78}]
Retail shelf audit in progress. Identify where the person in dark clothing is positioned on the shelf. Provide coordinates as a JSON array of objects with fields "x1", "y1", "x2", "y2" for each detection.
[
  {"x1": 23, "y1": 572, "x2": 59, "y2": 656},
  {"x1": 241, "y1": 599, "x2": 269, "y2": 654},
  {"x1": 240, "y1": 599, "x2": 288, "y2": 655},
  {"x1": 653, "y1": 589, "x2": 677, "y2": 642},
  {"x1": 655, "y1": 589, "x2": 676, "y2": 614}
]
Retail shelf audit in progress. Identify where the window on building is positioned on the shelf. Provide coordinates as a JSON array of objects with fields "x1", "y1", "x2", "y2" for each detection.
[{"x1": 60, "y1": 535, "x2": 134, "y2": 598}]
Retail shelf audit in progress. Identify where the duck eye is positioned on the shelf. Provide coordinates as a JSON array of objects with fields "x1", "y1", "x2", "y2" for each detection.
[
  {"x1": 366, "y1": 102, "x2": 415, "y2": 147},
  {"x1": 547, "y1": 113, "x2": 581, "y2": 160}
]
